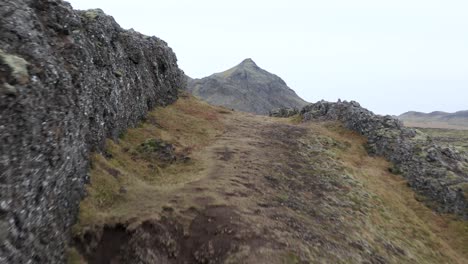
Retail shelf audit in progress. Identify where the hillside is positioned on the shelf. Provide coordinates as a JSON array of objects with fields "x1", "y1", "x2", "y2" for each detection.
[
  {"x1": 399, "y1": 110, "x2": 468, "y2": 130},
  {"x1": 69, "y1": 94, "x2": 467, "y2": 263},
  {"x1": 186, "y1": 59, "x2": 308, "y2": 115},
  {"x1": 2, "y1": 1, "x2": 468, "y2": 263}
]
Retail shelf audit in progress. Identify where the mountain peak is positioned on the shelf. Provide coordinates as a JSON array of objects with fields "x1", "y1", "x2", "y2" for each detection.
[
  {"x1": 187, "y1": 59, "x2": 308, "y2": 115},
  {"x1": 238, "y1": 58, "x2": 258, "y2": 68}
]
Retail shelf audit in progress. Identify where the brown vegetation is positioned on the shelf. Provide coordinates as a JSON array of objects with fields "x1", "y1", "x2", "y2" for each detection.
[{"x1": 69, "y1": 95, "x2": 467, "y2": 263}]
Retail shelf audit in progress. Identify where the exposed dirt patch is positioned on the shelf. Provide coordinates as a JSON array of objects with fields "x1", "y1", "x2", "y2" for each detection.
[
  {"x1": 75, "y1": 206, "x2": 270, "y2": 264},
  {"x1": 87, "y1": 224, "x2": 129, "y2": 264}
]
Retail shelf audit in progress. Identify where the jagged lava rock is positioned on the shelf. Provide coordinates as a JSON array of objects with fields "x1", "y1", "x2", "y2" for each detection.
[
  {"x1": 0, "y1": 0, "x2": 184, "y2": 263},
  {"x1": 301, "y1": 100, "x2": 468, "y2": 219}
]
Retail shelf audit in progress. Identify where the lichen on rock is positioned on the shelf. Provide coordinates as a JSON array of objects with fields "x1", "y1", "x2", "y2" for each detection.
[
  {"x1": 83, "y1": 8, "x2": 104, "y2": 20},
  {"x1": 0, "y1": 49, "x2": 30, "y2": 85}
]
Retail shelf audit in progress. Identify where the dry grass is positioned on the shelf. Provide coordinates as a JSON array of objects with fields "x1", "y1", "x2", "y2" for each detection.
[
  {"x1": 70, "y1": 99, "x2": 467, "y2": 263},
  {"x1": 319, "y1": 122, "x2": 468, "y2": 263},
  {"x1": 73, "y1": 94, "x2": 227, "y2": 230}
]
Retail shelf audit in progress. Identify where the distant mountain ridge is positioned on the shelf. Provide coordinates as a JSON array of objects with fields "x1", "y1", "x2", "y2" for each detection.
[
  {"x1": 399, "y1": 110, "x2": 468, "y2": 129},
  {"x1": 186, "y1": 58, "x2": 308, "y2": 115}
]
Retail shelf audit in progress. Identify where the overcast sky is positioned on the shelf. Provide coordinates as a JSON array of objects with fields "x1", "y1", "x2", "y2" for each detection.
[{"x1": 67, "y1": 0, "x2": 467, "y2": 115}]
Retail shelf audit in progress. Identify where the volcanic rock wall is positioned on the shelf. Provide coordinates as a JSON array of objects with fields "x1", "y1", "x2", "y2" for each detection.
[
  {"x1": 301, "y1": 101, "x2": 468, "y2": 219},
  {"x1": 0, "y1": 0, "x2": 184, "y2": 263}
]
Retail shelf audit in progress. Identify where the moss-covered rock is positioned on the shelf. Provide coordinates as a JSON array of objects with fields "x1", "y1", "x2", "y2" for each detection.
[
  {"x1": 0, "y1": 49, "x2": 30, "y2": 85},
  {"x1": 83, "y1": 8, "x2": 104, "y2": 20},
  {"x1": 134, "y1": 138, "x2": 191, "y2": 166}
]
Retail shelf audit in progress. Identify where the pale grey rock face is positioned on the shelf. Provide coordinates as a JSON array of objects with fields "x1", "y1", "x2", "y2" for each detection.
[
  {"x1": 0, "y1": 0, "x2": 184, "y2": 262},
  {"x1": 187, "y1": 58, "x2": 308, "y2": 115},
  {"x1": 301, "y1": 100, "x2": 468, "y2": 219}
]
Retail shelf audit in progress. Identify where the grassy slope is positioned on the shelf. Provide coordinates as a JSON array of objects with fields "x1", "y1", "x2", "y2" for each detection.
[
  {"x1": 70, "y1": 95, "x2": 467, "y2": 263},
  {"x1": 319, "y1": 124, "x2": 468, "y2": 262},
  {"x1": 74, "y1": 94, "x2": 226, "y2": 229}
]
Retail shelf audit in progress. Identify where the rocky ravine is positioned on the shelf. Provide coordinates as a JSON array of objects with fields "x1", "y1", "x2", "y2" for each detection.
[
  {"x1": 0, "y1": 0, "x2": 184, "y2": 263},
  {"x1": 301, "y1": 101, "x2": 468, "y2": 219}
]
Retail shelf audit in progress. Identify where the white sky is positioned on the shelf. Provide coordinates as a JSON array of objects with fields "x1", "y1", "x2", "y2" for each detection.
[{"x1": 67, "y1": 0, "x2": 468, "y2": 115}]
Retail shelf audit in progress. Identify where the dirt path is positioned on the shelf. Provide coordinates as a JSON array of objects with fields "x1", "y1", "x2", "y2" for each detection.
[
  {"x1": 133, "y1": 113, "x2": 307, "y2": 263},
  {"x1": 72, "y1": 97, "x2": 467, "y2": 264}
]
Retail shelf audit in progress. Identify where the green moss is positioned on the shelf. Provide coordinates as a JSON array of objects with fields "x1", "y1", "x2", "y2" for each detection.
[
  {"x1": 276, "y1": 193, "x2": 289, "y2": 203},
  {"x1": 137, "y1": 138, "x2": 167, "y2": 153},
  {"x1": 282, "y1": 252, "x2": 300, "y2": 264},
  {"x1": 363, "y1": 142, "x2": 378, "y2": 154},
  {"x1": 288, "y1": 114, "x2": 303, "y2": 124},
  {"x1": 0, "y1": 49, "x2": 29, "y2": 85},
  {"x1": 114, "y1": 70, "x2": 123, "y2": 78},
  {"x1": 83, "y1": 9, "x2": 103, "y2": 20},
  {"x1": 412, "y1": 129, "x2": 430, "y2": 141},
  {"x1": 67, "y1": 247, "x2": 85, "y2": 264},
  {"x1": 388, "y1": 165, "x2": 402, "y2": 175},
  {"x1": 1, "y1": 83, "x2": 17, "y2": 95},
  {"x1": 458, "y1": 183, "x2": 468, "y2": 198},
  {"x1": 445, "y1": 170, "x2": 459, "y2": 181}
]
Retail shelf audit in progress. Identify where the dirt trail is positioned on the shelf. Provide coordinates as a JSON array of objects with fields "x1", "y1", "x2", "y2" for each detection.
[
  {"x1": 72, "y1": 97, "x2": 468, "y2": 264},
  {"x1": 132, "y1": 113, "x2": 308, "y2": 263}
]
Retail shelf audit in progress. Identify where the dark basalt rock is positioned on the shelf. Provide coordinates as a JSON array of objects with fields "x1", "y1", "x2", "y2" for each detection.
[
  {"x1": 301, "y1": 100, "x2": 468, "y2": 219},
  {"x1": 0, "y1": 0, "x2": 184, "y2": 263}
]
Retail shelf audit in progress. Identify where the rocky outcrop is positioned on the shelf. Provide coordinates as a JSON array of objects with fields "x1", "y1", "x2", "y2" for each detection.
[
  {"x1": 268, "y1": 107, "x2": 299, "y2": 118},
  {"x1": 0, "y1": 0, "x2": 184, "y2": 263},
  {"x1": 301, "y1": 101, "x2": 468, "y2": 219},
  {"x1": 187, "y1": 58, "x2": 308, "y2": 115}
]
